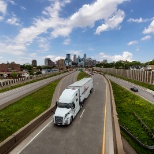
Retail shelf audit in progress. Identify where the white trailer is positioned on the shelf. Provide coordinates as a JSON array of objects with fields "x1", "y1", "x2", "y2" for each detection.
[
  {"x1": 68, "y1": 77, "x2": 93, "y2": 106},
  {"x1": 53, "y1": 77, "x2": 93, "y2": 125}
]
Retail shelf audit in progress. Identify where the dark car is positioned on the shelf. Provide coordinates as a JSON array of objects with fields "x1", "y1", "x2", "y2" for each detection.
[{"x1": 130, "y1": 87, "x2": 138, "y2": 92}]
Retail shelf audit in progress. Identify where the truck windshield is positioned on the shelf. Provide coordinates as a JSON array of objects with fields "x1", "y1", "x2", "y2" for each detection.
[{"x1": 57, "y1": 102, "x2": 73, "y2": 109}]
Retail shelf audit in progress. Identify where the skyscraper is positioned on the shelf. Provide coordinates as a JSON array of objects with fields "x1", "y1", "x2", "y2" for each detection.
[
  {"x1": 65, "y1": 54, "x2": 71, "y2": 66},
  {"x1": 66, "y1": 54, "x2": 71, "y2": 61},
  {"x1": 84, "y1": 53, "x2": 86, "y2": 60},
  {"x1": 32, "y1": 60, "x2": 37, "y2": 67},
  {"x1": 73, "y1": 54, "x2": 76, "y2": 62},
  {"x1": 44, "y1": 58, "x2": 50, "y2": 66}
]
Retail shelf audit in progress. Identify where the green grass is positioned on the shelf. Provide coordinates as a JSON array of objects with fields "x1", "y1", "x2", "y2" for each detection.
[
  {"x1": 0, "y1": 72, "x2": 62, "y2": 93},
  {"x1": 0, "y1": 79, "x2": 60, "y2": 143},
  {"x1": 111, "y1": 81, "x2": 154, "y2": 154},
  {"x1": 106, "y1": 73, "x2": 154, "y2": 91},
  {"x1": 77, "y1": 71, "x2": 90, "y2": 80}
]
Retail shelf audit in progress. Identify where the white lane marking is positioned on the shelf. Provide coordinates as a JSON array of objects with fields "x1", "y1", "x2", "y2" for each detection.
[
  {"x1": 80, "y1": 109, "x2": 85, "y2": 118},
  {"x1": 17, "y1": 120, "x2": 53, "y2": 154}
]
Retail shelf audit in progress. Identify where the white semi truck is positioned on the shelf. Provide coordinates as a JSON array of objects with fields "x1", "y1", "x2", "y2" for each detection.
[{"x1": 53, "y1": 78, "x2": 93, "y2": 125}]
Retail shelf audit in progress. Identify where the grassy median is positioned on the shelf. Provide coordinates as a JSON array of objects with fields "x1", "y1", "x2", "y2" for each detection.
[
  {"x1": 77, "y1": 71, "x2": 90, "y2": 80},
  {"x1": 111, "y1": 81, "x2": 154, "y2": 154},
  {"x1": 0, "y1": 79, "x2": 60, "y2": 143}
]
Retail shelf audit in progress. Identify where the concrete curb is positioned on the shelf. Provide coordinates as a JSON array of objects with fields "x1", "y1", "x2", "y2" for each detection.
[{"x1": 105, "y1": 76, "x2": 125, "y2": 154}]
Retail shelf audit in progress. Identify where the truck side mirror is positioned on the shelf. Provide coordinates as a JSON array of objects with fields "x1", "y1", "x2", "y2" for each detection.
[{"x1": 56, "y1": 101, "x2": 58, "y2": 107}]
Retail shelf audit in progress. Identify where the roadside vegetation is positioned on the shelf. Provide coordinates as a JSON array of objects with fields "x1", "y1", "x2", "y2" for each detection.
[
  {"x1": 0, "y1": 71, "x2": 65, "y2": 93},
  {"x1": 77, "y1": 71, "x2": 90, "y2": 80},
  {"x1": 106, "y1": 73, "x2": 154, "y2": 91},
  {"x1": 0, "y1": 79, "x2": 60, "y2": 143},
  {"x1": 111, "y1": 81, "x2": 154, "y2": 154}
]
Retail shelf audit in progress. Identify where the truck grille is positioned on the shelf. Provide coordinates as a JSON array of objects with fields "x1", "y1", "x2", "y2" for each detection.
[{"x1": 55, "y1": 116, "x2": 63, "y2": 124}]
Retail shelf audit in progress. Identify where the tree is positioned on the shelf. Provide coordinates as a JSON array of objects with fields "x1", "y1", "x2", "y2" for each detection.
[{"x1": 11, "y1": 72, "x2": 18, "y2": 78}]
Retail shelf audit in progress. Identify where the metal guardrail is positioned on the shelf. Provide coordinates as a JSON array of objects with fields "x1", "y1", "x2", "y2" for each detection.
[{"x1": 120, "y1": 125, "x2": 154, "y2": 150}]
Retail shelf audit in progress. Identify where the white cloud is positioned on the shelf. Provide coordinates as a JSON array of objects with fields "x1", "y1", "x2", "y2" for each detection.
[
  {"x1": 52, "y1": 0, "x2": 126, "y2": 37},
  {"x1": 54, "y1": 56, "x2": 65, "y2": 61},
  {"x1": 37, "y1": 37, "x2": 50, "y2": 51},
  {"x1": 127, "y1": 17, "x2": 149, "y2": 23},
  {"x1": 143, "y1": 20, "x2": 154, "y2": 34},
  {"x1": 15, "y1": 0, "x2": 127, "y2": 41},
  {"x1": 0, "y1": 0, "x2": 7, "y2": 20},
  {"x1": 8, "y1": 0, "x2": 16, "y2": 5},
  {"x1": 20, "y1": 6, "x2": 27, "y2": 10},
  {"x1": 128, "y1": 40, "x2": 138, "y2": 46},
  {"x1": 45, "y1": 55, "x2": 65, "y2": 62},
  {"x1": 95, "y1": 9, "x2": 125, "y2": 34},
  {"x1": 6, "y1": 13, "x2": 20, "y2": 26},
  {"x1": 51, "y1": 26, "x2": 72, "y2": 38},
  {"x1": 2, "y1": 0, "x2": 128, "y2": 57},
  {"x1": 29, "y1": 53, "x2": 37, "y2": 57},
  {"x1": 0, "y1": 16, "x2": 4, "y2": 21},
  {"x1": 99, "y1": 51, "x2": 133, "y2": 62},
  {"x1": 63, "y1": 38, "x2": 70, "y2": 45},
  {"x1": 141, "y1": 35, "x2": 151, "y2": 41},
  {"x1": 0, "y1": 42, "x2": 25, "y2": 55}
]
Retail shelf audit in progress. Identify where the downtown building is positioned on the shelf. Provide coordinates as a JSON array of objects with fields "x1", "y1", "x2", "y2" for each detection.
[{"x1": 44, "y1": 58, "x2": 55, "y2": 67}]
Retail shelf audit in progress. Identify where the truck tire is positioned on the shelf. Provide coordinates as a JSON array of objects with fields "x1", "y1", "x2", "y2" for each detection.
[
  {"x1": 70, "y1": 117, "x2": 73, "y2": 125},
  {"x1": 80, "y1": 102, "x2": 83, "y2": 108}
]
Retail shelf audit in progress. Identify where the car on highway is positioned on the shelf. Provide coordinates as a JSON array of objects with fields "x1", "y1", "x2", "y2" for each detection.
[{"x1": 130, "y1": 87, "x2": 138, "y2": 92}]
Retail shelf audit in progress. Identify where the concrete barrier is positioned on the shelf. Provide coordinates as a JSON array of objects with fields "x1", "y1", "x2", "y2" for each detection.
[
  {"x1": 104, "y1": 75, "x2": 125, "y2": 154},
  {"x1": 0, "y1": 106, "x2": 56, "y2": 154}
]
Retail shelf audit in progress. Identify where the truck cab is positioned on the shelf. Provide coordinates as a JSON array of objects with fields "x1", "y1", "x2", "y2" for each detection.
[{"x1": 53, "y1": 89, "x2": 80, "y2": 125}]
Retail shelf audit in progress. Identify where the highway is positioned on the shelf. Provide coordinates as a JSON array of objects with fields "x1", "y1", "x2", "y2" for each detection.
[
  {"x1": 106, "y1": 74, "x2": 154, "y2": 104},
  {"x1": 0, "y1": 72, "x2": 71, "y2": 109},
  {"x1": 10, "y1": 73, "x2": 114, "y2": 154}
]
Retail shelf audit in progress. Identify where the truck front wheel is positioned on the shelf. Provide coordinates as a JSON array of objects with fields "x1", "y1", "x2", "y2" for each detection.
[
  {"x1": 69, "y1": 117, "x2": 73, "y2": 125},
  {"x1": 80, "y1": 102, "x2": 83, "y2": 109}
]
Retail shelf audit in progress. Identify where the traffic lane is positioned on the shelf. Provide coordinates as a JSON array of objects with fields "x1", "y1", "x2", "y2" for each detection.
[
  {"x1": 106, "y1": 75, "x2": 154, "y2": 104},
  {"x1": 0, "y1": 73, "x2": 66, "y2": 98},
  {"x1": 0, "y1": 73, "x2": 69, "y2": 106},
  {"x1": 19, "y1": 74, "x2": 106, "y2": 154},
  {"x1": 51, "y1": 71, "x2": 79, "y2": 107},
  {"x1": 58, "y1": 71, "x2": 79, "y2": 95}
]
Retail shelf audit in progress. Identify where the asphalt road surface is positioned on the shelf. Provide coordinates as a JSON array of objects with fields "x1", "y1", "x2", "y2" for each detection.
[
  {"x1": 10, "y1": 73, "x2": 109, "y2": 154},
  {"x1": 0, "y1": 72, "x2": 70, "y2": 109},
  {"x1": 106, "y1": 74, "x2": 154, "y2": 104}
]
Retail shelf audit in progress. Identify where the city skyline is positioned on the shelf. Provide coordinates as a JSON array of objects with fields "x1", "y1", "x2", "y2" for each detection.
[{"x1": 0, "y1": 0, "x2": 154, "y2": 65}]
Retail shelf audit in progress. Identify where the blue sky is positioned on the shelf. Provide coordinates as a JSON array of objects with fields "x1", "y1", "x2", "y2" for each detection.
[{"x1": 0, "y1": 0, "x2": 154, "y2": 65}]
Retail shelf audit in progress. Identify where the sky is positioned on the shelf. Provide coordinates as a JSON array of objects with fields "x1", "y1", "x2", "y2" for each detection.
[{"x1": 0, "y1": 0, "x2": 154, "y2": 65}]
